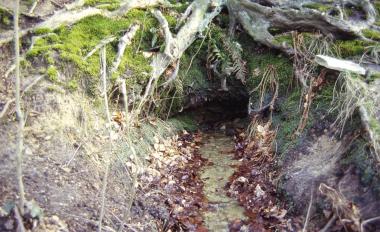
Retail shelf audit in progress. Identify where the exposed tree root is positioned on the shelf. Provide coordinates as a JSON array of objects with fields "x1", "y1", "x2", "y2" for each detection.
[
  {"x1": 138, "y1": 0, "x2": 225, "y2": 112},
  {"x1": 227, "y1": 0, "x2": 379, "y2": 55},
  {"x1": 316, "y1": 57, "x2": 380, "y2": 162}
]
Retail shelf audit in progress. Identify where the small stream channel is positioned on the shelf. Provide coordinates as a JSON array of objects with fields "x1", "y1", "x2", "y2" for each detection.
[
  {"x1": 176, "y1": 84, "x2": 250, "y2": 230},
  {"x1": 199, "y1": 133, "x2": 247, "y2": 231}
]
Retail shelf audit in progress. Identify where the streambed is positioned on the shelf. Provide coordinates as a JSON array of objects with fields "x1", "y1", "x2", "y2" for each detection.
[{"x1": 199, "y1": 133, "x2": 247, "y2": 231}]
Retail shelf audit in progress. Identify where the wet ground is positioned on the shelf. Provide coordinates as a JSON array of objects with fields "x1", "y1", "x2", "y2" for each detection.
[{"x1": 199, "y1": 133, "x2": 247, "y2": 231}]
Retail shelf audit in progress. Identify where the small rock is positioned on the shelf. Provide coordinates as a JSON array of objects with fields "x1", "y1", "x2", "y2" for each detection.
[
  {"x1": 4, "y1": 219, "x2": 14, "y2": 230},
  {"x1": 255, "y1": 184, "x2": 266, "y2": 198},
  {"x1": 173, "y1": 206, "x2": 184, "y2": 214},
  {"x1": 25, "y1": 147, "x2": 33, "y2": 156}
]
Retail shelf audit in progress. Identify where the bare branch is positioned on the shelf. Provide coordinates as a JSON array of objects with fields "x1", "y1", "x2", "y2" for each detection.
[
  {"x1": 175, "y1": 2, "x2": 194, "y2": 30},
  {"x1": 28, "y1": 0, "x2": 40, "y2": 15},
  {"x1": 110, "y1": 24, "x2": 140, "y2": 74},
  {"x1": 315, "y1": 55, "x2": 380, "y2": 76},
  {"x1": 14, "y1": 0, "x2": 26, "y2": 215},
  {"x1": 152, "y1": 9, "x2": 175, "y2": 59}
]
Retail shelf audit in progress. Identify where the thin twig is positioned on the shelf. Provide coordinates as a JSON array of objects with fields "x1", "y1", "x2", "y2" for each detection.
[
  {"x1": 120, "y1": 79, "x2": 129, "y2": 129},
  {"x1": 302, "y1": 187, "x2": 314, "y2": 232},
  {"x1": 319, "y1": 214, "x2": 337, "y2": 232},
  {"x1": 101, "y1": 47, "x2": 111, "y2": 124},
  {"x1": 361, "y1": 216, "x2": 380, "y2": 232},
  {"x1": 63, "y1": 143, "x2": 83, "y2": 167},
  {"x1": 98, "y1": 45, "x2": 116, "y2": 232},
  {"x1": 14, "y1": 0, "x2": 26, "y2": 215},
  {"x1": 28, "y1": 0, "x2": 40, "y2": 14},
  {"x1": 98, "y1": 163, "x2": 110, "y2": 232}
]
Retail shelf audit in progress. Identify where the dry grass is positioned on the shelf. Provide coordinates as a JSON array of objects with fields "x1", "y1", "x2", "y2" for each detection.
[
  {"x1": 291, "y1": 32, "x2": 338, "y2": 135},
  {"x1": 330, "y1": 72, "x2": 374, "y2": 134}
]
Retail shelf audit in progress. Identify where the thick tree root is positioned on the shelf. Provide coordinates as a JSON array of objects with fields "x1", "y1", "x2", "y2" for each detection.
[{"x1": 227, "y1": 0, "x2": 379, "y2": 55}]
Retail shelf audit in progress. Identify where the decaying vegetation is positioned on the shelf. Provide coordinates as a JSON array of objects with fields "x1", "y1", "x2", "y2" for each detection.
[{"x1": 1, "y1": 0, "x2": 380, "y2": 231}]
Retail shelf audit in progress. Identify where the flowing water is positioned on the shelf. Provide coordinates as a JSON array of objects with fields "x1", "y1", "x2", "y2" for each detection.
[{"x1": 200, "y1": 133, "x2": 247, "y2": 231}]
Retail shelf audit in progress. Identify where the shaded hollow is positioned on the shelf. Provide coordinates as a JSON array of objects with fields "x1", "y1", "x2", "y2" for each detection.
[{"x1": 178, "y1": 79, "x2": 250, "y2": 131}]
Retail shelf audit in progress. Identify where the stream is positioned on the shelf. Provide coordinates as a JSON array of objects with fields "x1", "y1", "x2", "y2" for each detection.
[{"x1": 199, "y1": 132, "x2": 247, "y2": 231}]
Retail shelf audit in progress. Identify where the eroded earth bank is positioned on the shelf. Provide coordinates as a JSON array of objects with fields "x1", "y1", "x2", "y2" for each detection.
[{"x1": 1, "y1": 0, "x2": 380, "y2": 231}]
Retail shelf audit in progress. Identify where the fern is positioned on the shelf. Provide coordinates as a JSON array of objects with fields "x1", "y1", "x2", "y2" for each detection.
[{"x1": 222, "y1": 37, "x2": 248, "y2": 83}]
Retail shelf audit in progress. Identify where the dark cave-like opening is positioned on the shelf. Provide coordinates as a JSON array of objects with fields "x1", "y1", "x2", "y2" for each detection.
[{"x1": 177, "y1": 81, "x2": 250, "y2": 133}]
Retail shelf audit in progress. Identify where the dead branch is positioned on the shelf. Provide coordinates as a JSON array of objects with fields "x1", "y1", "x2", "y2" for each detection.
[
  {"x1": 14, "y1": 0, "x2": 26, "y2": 215},
  {"x1": 226, "y1": 0, "x2": 379, "y2": 55},
  {"x1": 315, "y1": 55, "x2": 367, "y2": 75},
  {"x1": 302, "y1": 187, "x2": 314, "y2": 232},
  {"x1": 175, "y1": 2, "x2": 194, "y2": 30},
  {"x1": 361, "y1": 216, "x2": 380, "y2": 232},
  {"x1": 141, "y1": 0, "x2": 224, "y2": 103},
  {"x1": 319, "y1": 183, "x2": 361, "y2": 231},
  {"x1": 98, "y1": 46, "x2": 111, "y2": 232},
  {"x1": 28, "y1": 0, "x2": 40, "y2": 15},
  {"x1": 319, "y1": 214, "x2": 338, "y2": 232},
  {"x1": 152, "y1": 9, "x2": 175, "y2": 59},
  {"x1": 110, "y1": 24, "x2": 140, "y2": 74}
]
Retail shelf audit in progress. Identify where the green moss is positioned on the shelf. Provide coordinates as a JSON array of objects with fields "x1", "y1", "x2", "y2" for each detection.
[
  {"x1": 313, "y1": 81, "x2": 335, "y2": 111},
  {"x1": 25, "y1": 10, "x2": 157, "y2": 95},
  {"x1": 304, "y1": 3, "x2": 333, "y2": 12},
  {"x1": 369, "y1": 116, "x2": 380, "y2": 135},
  {"x1": 164, "y1": 14, "x2": 177, "y2": 28},
  {"x1": 67, "y1": 79, "x2": 79, "y2": 91},
  {"x1": 0, "y1": 7, "x2": 12, "y2": 27},
  {"x1": 34, "y1": 27, "x2": 52, "y2": 35},
  {"x1": 84, "y1": 0, "x2": 121, "y2": 10},
  {"x1": 47, "y1": 65, "x2": 59, "y2": 82},
  {"x1": 334, "y1": 40, "x2": 372, "y2": 58},
  {"x1": 244, "y1": 51, "x2": 293, "y2": 92},
  {"x1": 178, "y1": 34, "x2": 209, "y2": 90},
  {"x1": 2, "y1": 15, "x2": 10, "y2": 26},
  {"x1": 273, "y1": 33, "x2": 293, "y2": 46},
  {"x1": 362, "y1": 29, "x2": 380, "y2": 41},
  {"x1": 45, "y1": 52, "x2": 55, "y2": 65},
  {"x1": 46, "y1": 85, "x2": 64, "y2": 93},
  {"x1": 168, "y1": 115, "x2": 198, "y2": 131},
  {"x1": 340, "y1": 138, "x2": 380, "y2": 196},
  {"x1": 273, "y1": 88, "x2": 302, "y2": 154}
]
